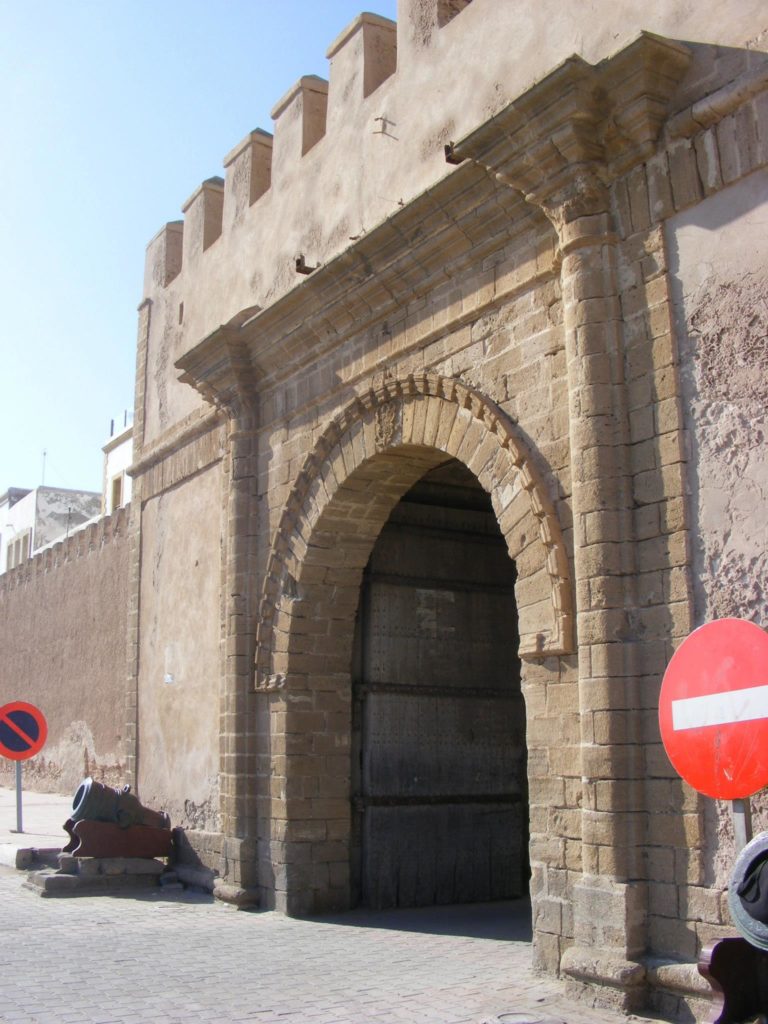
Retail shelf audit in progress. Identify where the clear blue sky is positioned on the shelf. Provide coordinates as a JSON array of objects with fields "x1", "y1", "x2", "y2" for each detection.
[{"x1": 0, "y1": 0, "x2": 397, "y2": 494}]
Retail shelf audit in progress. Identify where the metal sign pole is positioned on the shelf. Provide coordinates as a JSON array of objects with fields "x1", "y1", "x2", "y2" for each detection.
[
  {"x1": 731, "y1": 797, "x2": 752, "y2": 855},
  {"x1": 14, "y1": 760, "x2": 23, "y2": 834}
]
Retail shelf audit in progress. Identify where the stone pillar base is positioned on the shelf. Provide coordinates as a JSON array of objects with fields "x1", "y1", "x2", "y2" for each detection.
[
  {"x1": 561, "y1": 947, "x2": 646, "y2": 1012},
  {"x1": 562, "y1": 875, "x2": 648, "y2": 1010}
]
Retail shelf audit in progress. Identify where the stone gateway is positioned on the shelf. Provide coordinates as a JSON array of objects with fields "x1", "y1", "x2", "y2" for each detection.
[
  {"x1": 130, "y1": 1, "x2": 768, "y2": 1016},
  {"x1": 5, "y1": 1, "x2": 768, "y2": 1019}
]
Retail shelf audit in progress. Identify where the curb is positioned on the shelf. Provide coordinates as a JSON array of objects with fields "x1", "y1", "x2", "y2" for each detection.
[{"x1": 0, "y1": 844, "x2": 61, "y2": 870}]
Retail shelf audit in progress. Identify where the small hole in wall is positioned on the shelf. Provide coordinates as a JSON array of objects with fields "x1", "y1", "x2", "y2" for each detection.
[{"x1": 178, "y1": 302, "x2": 184, "y2": 324}]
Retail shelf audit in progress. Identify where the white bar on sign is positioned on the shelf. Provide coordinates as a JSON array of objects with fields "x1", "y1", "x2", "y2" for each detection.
[{"x1": 672, "y1": 683, "x2": 768, "y2": 731}]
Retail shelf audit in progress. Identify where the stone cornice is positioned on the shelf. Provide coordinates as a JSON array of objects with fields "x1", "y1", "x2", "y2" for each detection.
[
  {"x1": 175, "y1": 161, "x2": 533, "y2": 407},
  {"x1": 174, "y1": 159, "x2": 536, "y2": 403}
]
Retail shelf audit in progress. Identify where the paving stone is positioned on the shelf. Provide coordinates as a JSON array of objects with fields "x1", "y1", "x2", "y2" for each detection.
[{"x1": 0, "y1": 869, "x2": 667, "y2": 1024}]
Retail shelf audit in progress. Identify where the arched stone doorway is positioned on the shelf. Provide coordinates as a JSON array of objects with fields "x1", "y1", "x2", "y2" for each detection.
[
  {"x1": 254, "y1": 374, "x2": 573, "y2": 916},
  {"x1": 351, "y1": 458, "x2": 528, "y2": 909}
]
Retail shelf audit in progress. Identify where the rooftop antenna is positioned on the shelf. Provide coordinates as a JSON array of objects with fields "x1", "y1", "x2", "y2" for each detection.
[{"x1": 41, "y1": 449, "x2": 46, "y2": 486}]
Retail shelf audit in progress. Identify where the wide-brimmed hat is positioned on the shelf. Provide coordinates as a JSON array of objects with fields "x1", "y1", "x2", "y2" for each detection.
[{"x1": 728, "y1": 831, "x2": 768, "y2": 951}]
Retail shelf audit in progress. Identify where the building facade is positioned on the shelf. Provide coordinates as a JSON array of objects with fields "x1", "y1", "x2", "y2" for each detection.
[
  {"x1": 0, "y1": 486, "x2": 101, "y2": 574},
  {"x1": 7, "y1": 0, "x2": 765, "y2": 1017},
  {"x1": 102, "y1": 418, "x2": 134, "y2": 515}
]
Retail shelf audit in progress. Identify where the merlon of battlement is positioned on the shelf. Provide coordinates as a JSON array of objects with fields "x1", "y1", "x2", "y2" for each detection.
[
  {"x1": 144, "y1": 10, "x2": 401, "y2": 292},
  {"x1": 146, "y1": 221, "x2": 183, "y2": 290},
  {"x1": 326, "y1": 13, "x2": 397, "y2": 106},
  {"x1": 182, "y1": 176, "x2": 225, "y2": 261},
  {"x1": 271, "y1": 75, "x2": 329, "y2": 161},
  {"x1": 223, "y1": 129, "x2": 273, "y2": 231}
]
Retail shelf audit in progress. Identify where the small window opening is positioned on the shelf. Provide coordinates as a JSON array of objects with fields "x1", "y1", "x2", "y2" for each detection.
[{"x1": 111, "y1": 476, "x2": 123, "y2": 512}]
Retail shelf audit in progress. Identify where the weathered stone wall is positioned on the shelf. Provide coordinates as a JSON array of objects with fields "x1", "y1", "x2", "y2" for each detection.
[{"x1": 0, "y1": 509, "x2": 130, "y2": 794}]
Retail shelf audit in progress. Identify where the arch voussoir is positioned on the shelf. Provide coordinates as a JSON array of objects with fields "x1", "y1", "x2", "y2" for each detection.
[{"x1": 254, "y1": 372, "x2": 574, "y2": 691}]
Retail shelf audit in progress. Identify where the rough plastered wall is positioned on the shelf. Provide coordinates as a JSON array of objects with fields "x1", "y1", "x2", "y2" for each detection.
[
  {"x1": 140, "y1": 260, "x2": 206, "y2": 451},
  {"x1": 0, "y1": 509, "x2": 129, "y2": 794},
  {"x1": 136, "y1": 463, "x2": 223, "y2": 832},
  {"x1": 668, "y1": 166, "x2": 768, "y2": 888}
]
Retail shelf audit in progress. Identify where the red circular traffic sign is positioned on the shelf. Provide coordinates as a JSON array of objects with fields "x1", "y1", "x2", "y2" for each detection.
[
  {"x1": 659, "y1": 619, "x2": 768, "y2": 799},
  {"x1": 0, "y1": 701, "x2": 48, "y2": 761}
]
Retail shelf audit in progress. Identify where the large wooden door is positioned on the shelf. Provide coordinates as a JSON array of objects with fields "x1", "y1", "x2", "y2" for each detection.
[{"x1": 351, "y1": 461, "x2": 528, "y2": 909}]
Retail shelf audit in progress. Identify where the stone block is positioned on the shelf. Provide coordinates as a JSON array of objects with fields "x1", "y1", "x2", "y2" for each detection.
[
  {"x1": 716, "y1": 112, "x2": 743, "y2": 184},
  {"x1": 646, "y1": 151, "x2": 675, "y2": 222},
  {"x1": 649, "y1": 881, "x2": 679, "y2": 919},
  {"x1": 28, "y1": 871, "x2": 80, "y2": 894},
  {"x1": 75, "y1": 858, "x2": 102, "y2": 877},
  {"x1": 667, "y1": 139, "x2": 702, "y2": 211},
  {"x1": 534, "y1": 931, "x2": 565, "y2": 977},
  {"x1": 626, "y1": 163, "x2": 651, "y2": 232},
  {"x1": 694, "y1": 128, "x2": 723, "y2": 195},
  {"x1": 533, "y1": 895, "x2": 563, "y2": 934},
  {"x1": 648, "y1": 915, "x2": 697, "y2": 960},
  {"x1": 647, "y1": 811, "x2": 703, "y2": 849},
  {"x1": 685, "y1": 885, "x2": 724, "y2": 925}
]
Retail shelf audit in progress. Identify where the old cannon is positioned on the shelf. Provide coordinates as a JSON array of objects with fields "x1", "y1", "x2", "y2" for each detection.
[
  {"x1": 63, "y1": 777, "x2": 173, "y2": 859},
  {"x1": 71, "y1": 777, "x2": 170, "y2": 829}
]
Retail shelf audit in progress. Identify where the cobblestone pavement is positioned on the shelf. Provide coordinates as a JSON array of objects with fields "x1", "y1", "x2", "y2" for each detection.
[{"x1": 0, "y1": 866, "x2": 665, "y2": 1024}]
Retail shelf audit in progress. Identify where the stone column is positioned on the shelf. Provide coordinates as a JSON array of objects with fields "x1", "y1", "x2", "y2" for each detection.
[
  {"x1": 218, "y1": 401, "x2": 260, "y2": 896},
  {"x1": 177, "y1": 322, "x2": 262, "y2": 901},
  {"x1": 546, "y1": 178, "x2": 648, "y2": 1010},
  {"x1": 447, "y1": 36, "x2": 691, "y2": 1009}
]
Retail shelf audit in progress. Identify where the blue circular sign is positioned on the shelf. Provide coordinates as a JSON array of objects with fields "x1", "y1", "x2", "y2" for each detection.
[{"x1": 0, "y1": 702, "x2": 48, "y2": 761}]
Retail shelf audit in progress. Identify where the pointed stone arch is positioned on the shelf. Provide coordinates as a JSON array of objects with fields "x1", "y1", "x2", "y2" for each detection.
[{"x1": 255, "y1": 373, "x2": 573, "y2": 692}]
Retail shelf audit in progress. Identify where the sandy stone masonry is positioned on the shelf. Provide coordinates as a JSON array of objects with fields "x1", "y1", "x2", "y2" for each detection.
[
  {"x1": 254, "y1": 374, "x2": 574, "y2": 682},
  {"x1": 121, "y1": 2, "x2": 768, "y2": 1020}
]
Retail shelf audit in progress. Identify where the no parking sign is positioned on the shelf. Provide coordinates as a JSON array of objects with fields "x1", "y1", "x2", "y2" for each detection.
[
  {"x1": 0, "y1": 701, "x2": 48, "y2": 761},
  {"x1": 0, "y1": 701, "x2": 48, "y2": 834}
]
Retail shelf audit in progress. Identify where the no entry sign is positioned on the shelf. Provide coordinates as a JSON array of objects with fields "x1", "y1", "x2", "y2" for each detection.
[
  {"x1": 0, "y1": 702, "x2": 48, "y2": 761},
  {"x1": 659, "y1": 619, "x2": 768, "y2": 799}
]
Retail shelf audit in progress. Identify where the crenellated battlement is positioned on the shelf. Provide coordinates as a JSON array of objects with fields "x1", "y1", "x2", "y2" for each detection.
[
  {"x1": 0, "y1": 505, "x2": 130, "y2": 595},
  {"x1": 140, "y1": 0, "x2": 767, "y2": 450},
  {"x1": 144, "y1": 8, "x2": 402, "y2": 301}
]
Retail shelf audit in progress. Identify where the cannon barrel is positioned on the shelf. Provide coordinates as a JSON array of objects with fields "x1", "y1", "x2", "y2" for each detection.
[{"x1": 71, "y1": 777, "x2": 170, "y2": 830}]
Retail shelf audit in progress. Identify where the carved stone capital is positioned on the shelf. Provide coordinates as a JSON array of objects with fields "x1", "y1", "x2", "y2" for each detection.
[
  {"x1": 449, "y1": 32, "x2": 691, "y2": 238},
  {"x1": 536, "y1": 167, "x2": 611, "y2": 238},
  {"x1": 175, "y1": 306, "x2": 261, "y2": 420}
]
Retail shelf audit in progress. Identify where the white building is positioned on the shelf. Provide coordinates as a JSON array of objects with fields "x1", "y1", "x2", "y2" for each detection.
[
  {"x1": 1, "y1": 416, "x2": 133, "y2": 574},
  {"x1": 0, "y1": 486, "x2": 102, "y2": 573},
  {"x1": 102, "y1": 417, "x2": 133, "y2": 515}
]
